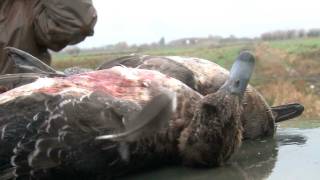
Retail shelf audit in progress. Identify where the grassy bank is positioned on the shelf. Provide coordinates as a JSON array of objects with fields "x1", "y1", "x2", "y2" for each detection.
[
  {"x1": 52, "y1": 43, "x2": 253, "y2": 70},
  {"x1": 268, "y1": 37, "x2": 320, "y2": 55},
  {"x1": 253, "y1": 39, "x2": 320, "y2": 118}
]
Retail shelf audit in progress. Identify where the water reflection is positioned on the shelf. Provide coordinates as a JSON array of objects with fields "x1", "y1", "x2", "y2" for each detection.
[
  {"x1": 276, "y1": 129, "x2": 307, "y2": 146},
  {"x1": 230, "y1": 129, "x2": 307, "y2": 180},
  {"x1": 121, "y1": 127, "x2": 320, "y2": 180}
]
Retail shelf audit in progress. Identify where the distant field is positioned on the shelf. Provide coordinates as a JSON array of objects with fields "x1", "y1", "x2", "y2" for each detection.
[
  {"x1": 52, "y1": 38, "x2": 320, "y2": 70},
  {"x1": 52, "y1": 43, "x2": 253, "y2": 70},
  {"x1": 267, "y1": 37, "x2": 320, "y2": 55},
  {"x1": 52, "y1": 38, "x2": 320, "y2": 118},
  {"x1": 52, "y1": 38, "x2": 320, "y2": 68},
  {"x1": 143, "y1": 44, "x2": 252, "y2": 69},
  {"x1": 52, "y1": 52, "x2": 130, "y2": 70}
]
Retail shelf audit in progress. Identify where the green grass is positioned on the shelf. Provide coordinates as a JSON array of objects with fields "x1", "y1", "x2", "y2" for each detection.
[
  {"x1": 52, "y1": 44, "x2": 252, "y2": 70},
  {"x1": 268, "y1": 37, "x2": 320, "y2": 55},
  {"x1": 144, "y1": 44, "x2": 249, "y2": 69},
  {"x1": 52, "y1": 51, "x2": 134, "y2": 70}
]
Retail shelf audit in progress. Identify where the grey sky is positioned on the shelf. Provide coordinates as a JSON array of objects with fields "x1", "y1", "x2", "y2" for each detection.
[{"x1": 78, "y1": 0, "x2": 320, "y2": 48}]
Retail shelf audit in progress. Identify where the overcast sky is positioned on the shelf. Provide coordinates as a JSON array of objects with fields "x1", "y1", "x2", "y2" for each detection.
[{"x1": 78, "y1": 0, "x2": 320, "y2": 48}]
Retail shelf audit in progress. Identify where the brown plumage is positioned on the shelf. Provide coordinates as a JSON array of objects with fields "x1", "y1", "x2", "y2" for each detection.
[
  {"x1": 0, "y1": 48, "x2": 255, "y2": 179},
  {"x1": 179, "y1": 91, "x2": 243, "y2": 167},
  {"x1": 0, "y1": 73, "x2": 178, "y2": 179},
  {"x1": 98, "y1": 54, "x2": 304, "y2": 139}
]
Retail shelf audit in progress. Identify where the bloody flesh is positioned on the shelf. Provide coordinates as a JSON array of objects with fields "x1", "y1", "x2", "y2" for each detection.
[{"x1": 0, "y1": 66, "x2": 202, "y2": 116}]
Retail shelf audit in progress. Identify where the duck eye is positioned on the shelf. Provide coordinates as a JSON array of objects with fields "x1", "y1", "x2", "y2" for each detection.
[{"x1": 235, "y1": 80, "x2": 240, "y2": 88}]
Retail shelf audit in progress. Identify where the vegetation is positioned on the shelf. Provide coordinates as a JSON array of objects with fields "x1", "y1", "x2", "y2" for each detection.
[
  {"x1": 267, "y1": 37, "x2": 320, "y2": 55},
  {"x1": 261, "y1": 28, "x2": 320, "y2": 41},
  {"x1": 52, "y1": 44, "x2": 252, "y2": 70},
  {"x1": 52, "y1": 52, "x2": 128, "y2": 70},
  {"x1": 52, "y1": 37, "x2": 320, "y2": 119}
]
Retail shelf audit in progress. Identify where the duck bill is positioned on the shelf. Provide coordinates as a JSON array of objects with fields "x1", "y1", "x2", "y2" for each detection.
[
  {"x1": 226, "y1": 51, "x2": 255, "y2": 98},
  {"x1": 271, "y1": 103, "x2": 304, "y2": 123}
]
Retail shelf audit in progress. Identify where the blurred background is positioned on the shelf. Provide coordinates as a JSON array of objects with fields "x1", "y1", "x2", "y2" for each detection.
[{"x1": 52, "y1": 0, "x2": 320, "y2": 119}]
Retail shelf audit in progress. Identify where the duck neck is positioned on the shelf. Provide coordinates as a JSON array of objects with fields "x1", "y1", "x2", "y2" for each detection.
[{"x1": 178, "y1": 91, "x2": 243, "y2": 167}]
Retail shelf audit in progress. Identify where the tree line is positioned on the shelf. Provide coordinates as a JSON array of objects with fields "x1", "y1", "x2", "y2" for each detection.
[{"x1": 260, "y1": 29, "x2": 320, "y2": 41}]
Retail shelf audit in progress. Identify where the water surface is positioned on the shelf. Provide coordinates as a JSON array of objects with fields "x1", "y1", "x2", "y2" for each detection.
[{"x1": 121, "y1": 119, "x2": 320, "y2": 180}]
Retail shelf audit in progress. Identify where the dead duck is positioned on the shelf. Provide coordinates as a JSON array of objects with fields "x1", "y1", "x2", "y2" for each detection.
[
  {"x1": 3, "y1": 47, "x2": 304, "y2": 140},
  {"x1": 98, "y1": 54, "x2": 304, "y2": 139},
  {"x1": 0, "y1": 49, "x2": 254, "y2": 179}
]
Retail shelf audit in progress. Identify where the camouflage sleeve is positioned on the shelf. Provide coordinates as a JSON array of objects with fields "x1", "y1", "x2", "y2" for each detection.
[{"x1": 33, "y1": 0, "x2": 97, "y2": 51}]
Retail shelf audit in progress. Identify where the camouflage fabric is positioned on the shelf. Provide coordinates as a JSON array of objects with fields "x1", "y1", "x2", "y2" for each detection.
[{"x1": 0, "y1": 0, "x2": 97, "y2": 74}]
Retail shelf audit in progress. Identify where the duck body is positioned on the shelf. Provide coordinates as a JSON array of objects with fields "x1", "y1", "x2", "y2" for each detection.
[
  {"x1": 5, "y1": 47, "x2": 303, "y2": 140},
  {"x1": 0, "y1": 66, "x2": 214, "y2": 179},
  {"x1": 98, "y1": 55, "x2": 304, "y2": 139},
  {"x1": 0, "y1": 48, "x2": 291, "y2": 179}
]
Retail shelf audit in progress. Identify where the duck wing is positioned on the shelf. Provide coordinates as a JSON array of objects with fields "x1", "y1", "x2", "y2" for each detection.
[
  {"x1": 0, "y1": 90, "x2": 174, "y2": 179},
  {"x1": 97, "y1": 55, "x2": 197, "y2": 90},
  {"x1": 0, "y1": 73, "x2": 49, "y2": 94},
  {"x1": 5, "y1": 47, "x2": 63, "y2": 76},
  {"x1": 97, "y1": 55, "x2": 145, "y2": 70}
]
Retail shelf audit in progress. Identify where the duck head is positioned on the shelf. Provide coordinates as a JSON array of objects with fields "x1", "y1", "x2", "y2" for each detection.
[
  {"x1": 179, "y1": 52, "x2": 255, "y2": 167},
  {"x1": 224, "y1": 52, "x2": 255, "y2": 97}
]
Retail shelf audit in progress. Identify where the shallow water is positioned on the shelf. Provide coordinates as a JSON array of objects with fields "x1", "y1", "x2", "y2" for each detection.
[{"x1": 121, "y1": 119, "x2": 320, "y2": 180}]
